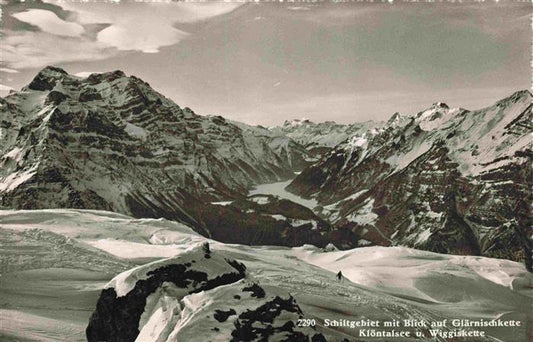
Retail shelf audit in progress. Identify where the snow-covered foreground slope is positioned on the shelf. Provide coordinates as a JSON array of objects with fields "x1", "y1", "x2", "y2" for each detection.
[
  {"x1": 1, "y1": 209, "x2": 531, "y2": 341},
  {"x1": 295, "y1": 246, "x2": 531, "y2": 307}
]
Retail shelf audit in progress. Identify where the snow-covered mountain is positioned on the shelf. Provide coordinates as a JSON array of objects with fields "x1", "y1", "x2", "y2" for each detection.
[
  {"x1": 288, "y1": 91, "x2": 532, "y2": 269},
  {"x1": 269, "y1": 119, "x2": 383, "y2": 157},
  {"x1": 1, "y1": 209, "x2": 530, "y2": 342},
  {"x1": 0, "y1": 66, "x2": 310, "y2": 232}
]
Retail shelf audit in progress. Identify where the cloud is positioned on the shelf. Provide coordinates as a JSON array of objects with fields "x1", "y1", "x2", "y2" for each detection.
[
  {"x1": 96, "y1": 21, "x2": 188, "y2": 54},
  {"x1": 2, "y1": 2, "x2": 243, "y2": 69},
  {"x1": 54, "y1": 1, "x2": 242, "y2": 53},
  {"x1": 11, "y1": 9, "x2": 84, "y2": 37},
  {"x1": 287, "y1": 6, "x2": 311, "y2": 11},
  {"x1": 1, "y1": 30, "x2": 115, "y2": 69},
  {"x1": 0, "y1": 68, "x2": 19, "y2": 74}
]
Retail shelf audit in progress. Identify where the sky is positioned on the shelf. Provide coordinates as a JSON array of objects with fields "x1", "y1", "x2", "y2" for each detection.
[{"x1": 0, "y1": 0, "x2": 530, "y2": 126}]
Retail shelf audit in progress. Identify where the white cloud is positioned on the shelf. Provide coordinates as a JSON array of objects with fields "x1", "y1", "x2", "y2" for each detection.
[
  {"x1": 12, "y1": 9, "x2": 84, "y2": 37},
  {"x1": 97, "y1": 21, "x2": 188, "y2": 54},
  {"x1": 0, "y1": 68, "x2": 19, "y2": 73},
  {"x1": 1, "y1": 31, "x2": 115, "y2": 69},
  {"x1": 52, "y1": 2, "x2": 241, "y2": 53},
  {"x1": 287, "y1": 6, "x2": 311, "y2": 11},
  {"x1": 2, "y1": 2, "x2": 243, "y2": 69}
]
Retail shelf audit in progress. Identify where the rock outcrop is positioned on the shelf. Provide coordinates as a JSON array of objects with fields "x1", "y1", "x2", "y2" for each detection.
[{"x1": 86, "y1": 244, "x2": 326, "y2": 342}]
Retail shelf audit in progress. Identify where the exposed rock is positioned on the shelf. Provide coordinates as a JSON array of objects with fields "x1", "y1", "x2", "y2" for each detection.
[
  {"x1": 27, "y1": 66, "x2": 68, "y2": 91},
  {"x1": 86, "y1": 245, "x2": 325, "y2": 342},
  {"x1": 214, "y1": 309, "x2": 236, "y2": 322},
  {"x1": 269, "y1": 118, "x2": 384, "y2": 158},
  {"x1": 206, "y1": 195, "x2": 359, "y2": 249},
  {"x1": 86, "y1": 246, "x2": 247, "y2": 342}
]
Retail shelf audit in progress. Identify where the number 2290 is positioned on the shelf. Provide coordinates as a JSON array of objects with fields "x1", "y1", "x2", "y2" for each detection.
[{"x1": 297, "y1": 319, "x2": 316, "y2": 327}]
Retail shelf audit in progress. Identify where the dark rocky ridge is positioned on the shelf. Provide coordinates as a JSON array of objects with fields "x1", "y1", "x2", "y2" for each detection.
[{"x1": 206, "y1": 195, "x2": 359, "y2": 249}]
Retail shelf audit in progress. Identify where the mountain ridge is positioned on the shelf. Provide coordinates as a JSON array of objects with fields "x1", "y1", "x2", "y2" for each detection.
[
  {"x1": 1, "y1": 67, "x2": 530, "y2": 267},
  {"x1": 0, "y1": 66, "x2": 310, "y2": 232},
  {"x1": 287, "y1": 89, "x2": 532, "y2": 269}
]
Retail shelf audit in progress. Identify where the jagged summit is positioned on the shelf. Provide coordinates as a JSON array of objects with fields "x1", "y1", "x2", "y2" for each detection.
[
  {"x1": 26, "y1": 65, "x2": 69, "y2": 91},
  {"x1": 386, "y1": 111, "x2": 401, "y2": 125},
  {"x1": 273, "y1": 118, "x2": 384, "y2": 152},
  {"x1": 37, "y1": 65, "x2": 69, "y2": 76},
  {"x1": 23, "y1": 66, "x2": 149, "y2": 96},
  {"x1": 282, "y1": 118, "x2": 313, "y2": 126},
  {"x1": 430, "y1": 101, "x2": 449, "y2": 109},
  {"x1": 494, "y1": 89, "x2": 532, "y2": 107}
]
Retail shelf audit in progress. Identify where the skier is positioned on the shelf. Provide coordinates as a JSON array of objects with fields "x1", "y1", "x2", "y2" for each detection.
[{"x1": 336, "y1": 271, "x2": 343, "y2": 282}]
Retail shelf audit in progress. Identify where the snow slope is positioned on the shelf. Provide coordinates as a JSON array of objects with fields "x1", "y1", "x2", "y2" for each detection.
[{"x1": 1, "y1": 209, "x2": 531, "y2": 341}]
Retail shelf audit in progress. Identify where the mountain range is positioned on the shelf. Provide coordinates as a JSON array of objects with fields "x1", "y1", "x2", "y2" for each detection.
[
  {"x1": 1, "y1": 66, "x2": 530, "y2": 269},
  {"x1": 288, "y1": 92, "x2": 532, "y2": 269},
  {"x1": 0, "y1": 66, "x2": 323, "y2": 243},
  {"x1": 269, "y1": 118, "x2": 382, "y2": 158},
  {"x1": 1, "y1": 67, "x2": 531, "y2": 342}
]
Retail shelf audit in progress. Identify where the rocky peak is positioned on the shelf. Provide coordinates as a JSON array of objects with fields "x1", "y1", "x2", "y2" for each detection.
[
  {"x1": 431, "y1": 101, "x2": 449, "y2": 109},
  {"x1": 27, "y1": 66, "x2": 69, "y2": 91},
  {"x1": 283, "y1": 118, "x2": 312, "y2": 127},
  {"x1": 86, "y1": 245, "x2": 326, "y2": 342},
  {"x1": 386, "y1": 112, "x2": 401, "y2": 125},
  {"x1": 414, "y1": 101, "x2": 455, "y2": 123},
  {"x1": 85, "y1": 70, "x2": 126, "y2": 85},
  {"x1": 1, "y1": 67, "x2": 311, "y2": 234},
  {"x1": 495, "y1": 89, "x2": 532, "y2": 108},
  {"x1": 36, "y1": 66, "x2": 69, "y2": 78}
]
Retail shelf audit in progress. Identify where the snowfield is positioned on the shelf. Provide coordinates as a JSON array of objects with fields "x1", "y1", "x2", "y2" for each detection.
[{"x1": 0, "y1": 209, "x2": 531, "y2": 341}]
